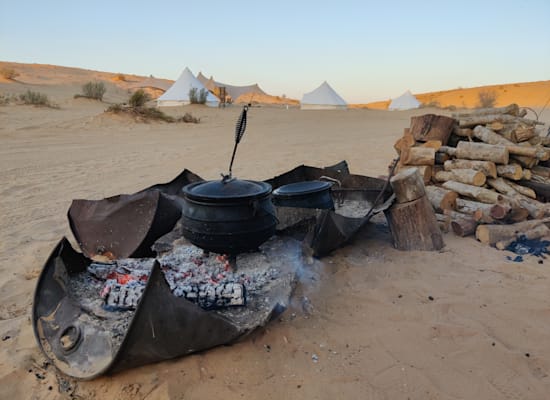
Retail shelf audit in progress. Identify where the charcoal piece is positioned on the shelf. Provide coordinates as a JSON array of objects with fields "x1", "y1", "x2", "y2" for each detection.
[
  {"x1": 88, "y1": 262, "x2": 116, "y2": 280},
  {"x1": 172, "y1": 282, "x2": 246, "y2": 310},
  {"x1": 105, "y1": 283, "x2": 146, "y2": 310}
]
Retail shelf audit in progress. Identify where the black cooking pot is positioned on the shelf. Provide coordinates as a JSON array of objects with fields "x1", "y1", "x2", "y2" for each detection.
[
  {"x1": 181, "y1": 179, "x2": 277, "y2": 254},
  {"x1": 272, "y1": 180, "x2": 334, "y2": 209}
]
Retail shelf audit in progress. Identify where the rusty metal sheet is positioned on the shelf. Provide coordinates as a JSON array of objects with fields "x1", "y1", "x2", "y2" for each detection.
[{"x1": 68, "y1": 190, "x2": 182, "y2": 260}]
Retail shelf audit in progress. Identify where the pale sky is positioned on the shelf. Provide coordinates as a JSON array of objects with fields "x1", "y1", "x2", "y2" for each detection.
[{"x1": 1, "y1": 0, "x2": 549, "y2": 103}]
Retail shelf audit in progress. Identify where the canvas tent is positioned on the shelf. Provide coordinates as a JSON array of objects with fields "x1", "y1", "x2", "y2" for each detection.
[
  {"x1": 300, "y1": 81, "x2": 347, "y2": 110},
  {"x1": 157, "y1": 68, "x2": 219, "y2": 107},
  {"x1": 388, "y1": 90, "x2": 421, "y2": 110},
  {"x1": 130, "y1": 77, "x2": 173, "y2": 92},
  {"x1": 196, "y1": 72, "x2": 267, "y2": 101}
]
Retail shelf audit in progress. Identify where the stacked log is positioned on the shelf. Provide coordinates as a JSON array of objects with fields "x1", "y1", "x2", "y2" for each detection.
[{"x1": 391, "y1": 105, "x2": 550, "y2": 249}]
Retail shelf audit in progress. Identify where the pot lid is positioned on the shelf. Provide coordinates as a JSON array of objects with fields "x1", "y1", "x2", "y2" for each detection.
[
  {"x1": 182, "y1": 179, "x2": 272, "y2": 201},
  {"x1": 273, "y1": 181, "x2": 332, "y2": 198}
]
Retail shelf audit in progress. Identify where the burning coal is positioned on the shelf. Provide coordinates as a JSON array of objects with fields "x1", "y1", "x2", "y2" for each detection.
[{"x1": 86, "y1": 239, "x2": 290, "y2": 312}]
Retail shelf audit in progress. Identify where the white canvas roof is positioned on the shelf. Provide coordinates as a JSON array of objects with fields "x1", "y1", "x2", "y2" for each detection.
[
  {"x1": 388, "y1": 90, "x2": 421, "y2": 110},
  {"x1": 157, "y1": 67, "x2": 219, "y2": 107},
  {"x1": 196, "y1": 72, "x2": 267, "y2": 100},
  {"x1": 301, "y1": 81, "x2": 347, "y2": 110}
]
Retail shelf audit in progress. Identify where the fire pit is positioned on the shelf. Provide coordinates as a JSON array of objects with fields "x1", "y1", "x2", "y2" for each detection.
[
  {"x1": 33, "y1": 235, "x2": 303, "y2": 379},
  {"x1": 32, "y1": 159, "x2": 393, "y2": 379}
]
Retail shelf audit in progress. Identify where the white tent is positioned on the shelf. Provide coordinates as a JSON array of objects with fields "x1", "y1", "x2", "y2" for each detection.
[
  {"x1": 157, "y1": 67, "x2": 219, "y2": 107},
  {"x1": 196, "y1": 72, "x2": 267, "y2": 101},
  {"x1": 300, "y1": 81, "x2": 347, "y2": 110},
  {"x1": 388, "y1": 90, "x2": 421, "y2": 110}
]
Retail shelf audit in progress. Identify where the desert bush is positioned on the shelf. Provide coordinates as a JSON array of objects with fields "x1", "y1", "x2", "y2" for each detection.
[
  {"x1": 105, "y1": 103, "x2": 175, "y2": 122},
  {"x1": 189, "y1": 87, "x2": 208, "y2": 104},
  {"x1": 0, "y1": 67, "x2": 19, "y2": 80},
  {"x1": 198, "y1": 88, "x2": 208, "y2": 104},
  {"x1": 0, "y1": 94, "x2": 13, "y2": 105},
  {"x1": 188, "y1": 88, "x2": 198, "y2": 103},
  {"x1": 19, "y1": 90, "x2": 58, "y2": 108},
  {"x1": 179, "y1": 112, "x2": 200, "y2": 123},
  {"x1": 106, "y1": 103, "x2": 123, "y2": 113},
  {"x1": 115, "y1": 73, "x2": 126, "y2": 82},
  {"x1": 137, "y1": 107, "x2": 175, "y2": 122},
  {"x1": 477, "y1": 90, "x2": 498, "y2": 108},
  {"x1": 78, "y1": 81, "x2": 107, "y2": 101},
  {"x1": 129, "y1": 89, "x2": 151, "y2": 108}
]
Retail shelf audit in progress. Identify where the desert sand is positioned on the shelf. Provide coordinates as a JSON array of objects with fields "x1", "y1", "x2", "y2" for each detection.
[{"x1": 1, "y1": 63, "x2": 550, "y2": 399}]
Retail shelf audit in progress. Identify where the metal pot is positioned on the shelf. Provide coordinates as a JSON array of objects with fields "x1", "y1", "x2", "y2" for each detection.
[
  {"x1": 272, "y1": 180, "x2": 334, "y2": 209},
  {"x1": 181, "y1": 179, "x2": 277, "y2": 254}
]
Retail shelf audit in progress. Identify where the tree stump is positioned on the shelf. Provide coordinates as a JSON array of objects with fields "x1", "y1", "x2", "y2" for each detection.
[
  {"x1": 385, "y1": 197, "x2": 445, "y2": 251},
  {"x1": 386, "y1": 168, "x2": 444, "y2": 251}
]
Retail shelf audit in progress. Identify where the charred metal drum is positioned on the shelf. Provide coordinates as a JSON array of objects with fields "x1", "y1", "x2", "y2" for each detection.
[
  {"x1": 33, "y1": 236, "x2": 301, "y2": 380},
  {"x1": 180, "y1": 179, "x2": 277, "y2": 254}
]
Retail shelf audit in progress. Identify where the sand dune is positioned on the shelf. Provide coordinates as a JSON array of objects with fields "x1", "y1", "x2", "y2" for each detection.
[
  {"x1": 5, "y1": 61, "x2": 548, "y2": 110},
  {"x1": 1, "y1": 63, "x2": 550, "y2": 399},
  {"x1": 362, "y1": 80, "x2": 550, "y2": 110}
]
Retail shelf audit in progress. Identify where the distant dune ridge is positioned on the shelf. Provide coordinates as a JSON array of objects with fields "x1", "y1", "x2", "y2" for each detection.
[{"x1": 1, "y1": 61, "x2": 549, "y2": 108}]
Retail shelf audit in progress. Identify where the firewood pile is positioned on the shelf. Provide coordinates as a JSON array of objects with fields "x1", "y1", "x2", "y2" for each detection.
[{"x1": 392, "y1": 104, "x2": 550, "y2": 250}]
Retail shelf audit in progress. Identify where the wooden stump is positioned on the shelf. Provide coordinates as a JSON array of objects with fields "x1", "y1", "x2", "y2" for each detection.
[
  {"x1": 390, "y1": 168, "x2": 426, "y2": 203},
  {"x1": 385, "y1": 196, "x2": 444, "y2": 251},
  {"x1": 397, "y1": 165, "x2": 432, "y2": 185},
  {"x1": 387, "y1": 168, "x2": 444, "y2": 251}
]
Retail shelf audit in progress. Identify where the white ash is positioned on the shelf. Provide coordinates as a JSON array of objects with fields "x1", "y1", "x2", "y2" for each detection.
[
  {"x1": 158, "y1": 245, "x2": 279, "y2": 294},
  {"x1": 86, "y1": 242, "x2": 282, "y2": 311},
  {"x1": 66, "y1": 236, "x2": 302, "y2": 350},
  {"x1": 66, "y1": 271, "x2": 135, "y2": 350},
  {"x1": 334, "y1": 199, "x2": 372, "y2": 218}
]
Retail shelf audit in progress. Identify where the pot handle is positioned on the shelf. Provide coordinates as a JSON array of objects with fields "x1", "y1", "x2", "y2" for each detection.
[{"x1": 319, "y1": 176, "x2": 340, "y2": 187}]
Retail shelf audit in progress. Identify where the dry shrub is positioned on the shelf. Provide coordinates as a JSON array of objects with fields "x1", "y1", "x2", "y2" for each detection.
[
  {"x1": 105, "y1": 103, "x2": 175, "y2": 122},
  {"x1": 77, "y1": 81, "x2": 107, "y2": 101},
  {"x1": 106, "y1": 103, "x2": 123, "y2": 113},
  {"x1": 0, "y1": 67, "x2": 19, "y2": 80},
  {"x1": 189, "y1": 88, "x2": 208, "y2": 104},
  {"x1": 477, "y1": 90, "x2": 498, "y2": 108},
  {"x1": 129, "y1": 89, "x2": 151, "y2": 108},
  {"x1": 0, "y1": 94, "x2": 13, "y2": 105},
  {"x1": 19, "y1": 90, "x2": 58, "y2": 108}
]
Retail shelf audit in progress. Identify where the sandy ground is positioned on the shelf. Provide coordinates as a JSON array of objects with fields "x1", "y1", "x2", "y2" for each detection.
[{"x1": 2, "y1": 65, "x2": 550, "y2": 399}]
